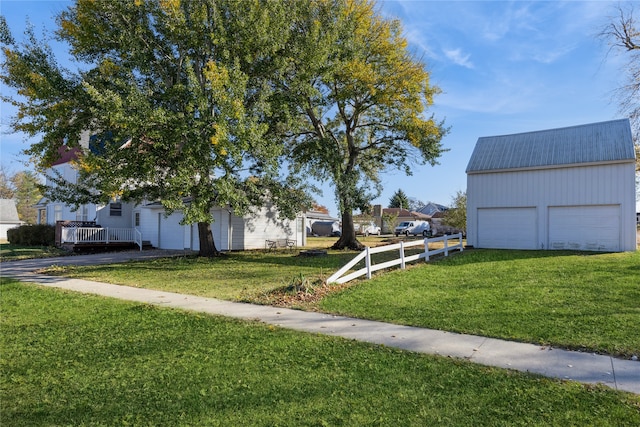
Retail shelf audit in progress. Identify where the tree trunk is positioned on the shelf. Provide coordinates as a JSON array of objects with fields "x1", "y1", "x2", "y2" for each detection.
[
  {"x1": 332, "y1": 210, "x2": 364, "y2": 250},
  {"x1": 197, "y1": 221, "x2": 221, "y2": 257}
]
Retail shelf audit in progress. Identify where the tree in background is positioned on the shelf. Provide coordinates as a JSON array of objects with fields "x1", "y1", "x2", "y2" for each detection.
[
  {"x1": 0, "y1": 167, "x2": 13, "y2": 199},
  {"x1": 276, "y1": 0, "x2": 447, "y2": 250},
  {"x1": 11, "y1": 171, "x2": 41, "y2": 224},
  {"x1": 442, "y1": 190, "x2": 466, "y2": 233},
  {"x1": 0, "y1": 167, "x2": 42, "y2": 224},
  {"x1": 407, "y1": 197, "x2": 425, "y2": 212},
  {"x1": 599, "y1": 4, "x2": 640, "y2": 171},
  {"x1": 388, "y1": 189, "x2": 410, "y2": 210},
  {"x1": 1, "y1": 1, "x2": 310, "y2": 256}
]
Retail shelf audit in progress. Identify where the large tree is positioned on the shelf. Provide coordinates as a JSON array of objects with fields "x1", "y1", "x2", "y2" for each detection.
[
  {"x1": 0, "y1": 167, "x2": 42, "y2": 224},
  {"x1": 1, "y1": 0, "x2": 309, "y2": 256},
  {"x1": 388, "y1": 189, "x2": 410, "y2": 210},
  {"x1": 274, "y1": 0, "x2": 447, "y2": 250},
  {"x1": 600, "y1": 4, "x2": 640, "y2": 170}
]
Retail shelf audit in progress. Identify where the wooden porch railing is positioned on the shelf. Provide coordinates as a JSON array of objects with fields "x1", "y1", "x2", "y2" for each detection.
[{"x1": 60, "y1": 227, "x2": 143, "y2": 251}]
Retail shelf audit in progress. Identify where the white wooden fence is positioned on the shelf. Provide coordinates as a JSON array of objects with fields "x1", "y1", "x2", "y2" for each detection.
[
  {"x1": 326, "y1": 233, "x2": 464, "y2": 284},
  {"x1": 61, "y1": 227, "x2": 143, "y2": 251}
]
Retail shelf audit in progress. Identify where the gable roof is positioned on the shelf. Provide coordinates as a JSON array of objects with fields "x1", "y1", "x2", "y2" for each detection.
[
  {"x1": 417, "y1": 202, "x2": 448, "y2": 216},
  {"x1": 51, "y1": 146, "x2": 82, "y2": 166},
  {"x1": 0, "y1": 199, "x2": 22, "y2": 223},
  {"x1": 466, "y1": 119, "x2": 635, "y2": 174}
]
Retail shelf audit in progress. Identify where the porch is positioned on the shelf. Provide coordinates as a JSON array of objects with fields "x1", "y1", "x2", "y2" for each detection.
[{"x1": 55, "y1": 221, "x2": 145, "y2": 252}]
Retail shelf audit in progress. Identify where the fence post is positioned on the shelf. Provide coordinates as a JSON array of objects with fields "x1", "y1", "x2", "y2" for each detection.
[
  {"x1": 106, "y1": 228, "x2": 109, "y2": 244},
  {"x1": 366, "y1": 246, "x2": 372, "y2": 279},
  {"x1": 424, "y1": 237, "x2": 430, "y2": 261},
  {"x1": 444, "y1": 235, "x2": 449, "y2": 256},
  {"x1": 400, "y1": 240, "x2": 406, "y2": 269}
]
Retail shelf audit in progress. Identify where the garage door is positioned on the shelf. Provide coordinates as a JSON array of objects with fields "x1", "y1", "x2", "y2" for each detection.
[
  {"x1": 477, "y1": 207, "x2": 537, "y2": 249},
  {"x1": 548, "y1": 205, "x2": 620, "y2": 251}
]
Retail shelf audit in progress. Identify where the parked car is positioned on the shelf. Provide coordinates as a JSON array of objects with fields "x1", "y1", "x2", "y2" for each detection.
[
  {"x1": 358, "y1": 222, "x2": 381, "y2": 236},
  {"x1": 311, "y1": 221, "x2": 341, "y2": 237},
  {"x1": 394, "y1": 220, "x2": 432, "y2": 237}
]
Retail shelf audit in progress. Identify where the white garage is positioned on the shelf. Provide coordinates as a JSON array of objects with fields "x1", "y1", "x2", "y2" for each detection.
[
  {"x1": 547, "y1": 205, "x2": 620, "y2": 251},
  {"x1": 466, "y1": 119, "x2": 637, "y2": 252},
  {"x1": 478, "y1": 207, "x2": 537, "y2": 249}
]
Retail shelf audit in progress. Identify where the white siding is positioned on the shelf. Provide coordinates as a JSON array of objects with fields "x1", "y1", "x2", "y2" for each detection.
[
  {"x1": 157, "y1": 211, "x2": 188, "y2": 250},
  {"x1": 236, "y1": 206, "x2": 294, "y2": 250},
  {"x1": 152, "y1": 205, "x2": 304, "y2": 251},
  {"x1": 95, "y1": 203, "x2": 133, "y2": 228},
  {"x1": 138, "y1": 207, "x2": 160, "y2": 248},
  {"x1": 548, "y1": 205, "x2": 620, "y2": 251},
  {"x1": 477, "y1": 207, "x2": 537, "y2": 249},
  {"x1": 467, "y1": 163, "x2": 636, "y2": 251}
]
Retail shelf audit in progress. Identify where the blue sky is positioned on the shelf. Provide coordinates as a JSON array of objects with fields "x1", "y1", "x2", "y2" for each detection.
[{"x1": 1, "y1": 1, "x2": 633, "y2": 216}]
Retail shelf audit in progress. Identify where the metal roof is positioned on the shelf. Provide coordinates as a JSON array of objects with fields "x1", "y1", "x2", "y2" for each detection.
[{"x1": 466, "y1": 119, "x2": 635, "y2": 173}]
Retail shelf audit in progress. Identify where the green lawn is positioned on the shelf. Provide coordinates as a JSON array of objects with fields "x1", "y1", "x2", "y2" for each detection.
[
  {"x1": 320, "y1": 249, "x2": 640, "y2": 358},
  {"x1": 2, "y1": 280, "x2": 638, "y2": 426},
  {"x1": 34, "y1": 247, "x2": 640, "y2": 357},
  {"x1": 0, "y1": 243, "x2": 67, "y2": 261}
]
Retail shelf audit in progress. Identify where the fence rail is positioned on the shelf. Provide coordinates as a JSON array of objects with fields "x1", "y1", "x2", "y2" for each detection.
[
  {"x1": 61, "y1": 227, "x2": 142, "y2": 251},
  {"x1": 326, "y1": 233, "x2": 464, "y2": 285}
]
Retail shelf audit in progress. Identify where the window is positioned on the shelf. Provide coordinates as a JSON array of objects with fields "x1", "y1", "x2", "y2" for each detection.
[
  {"x1": 134, "y1": 212, "x2": 140, "y2": 227},
  {"x1": 54, "y1": 205, "x2": 62, "y2": 222},
  {"x1": 38, "y1": 209, "x2": 47, "y2": 225},
  {"x1": 110, "y1": 202, "x2": 122, "y2": 217},
  {"x1": 75, "y1": 205, "x2": 88, "y2": 221}
]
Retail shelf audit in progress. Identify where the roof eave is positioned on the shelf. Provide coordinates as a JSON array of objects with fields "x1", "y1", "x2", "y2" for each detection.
[{"x1": 466, "y1": 158, "x2": 636, "y2": 175}]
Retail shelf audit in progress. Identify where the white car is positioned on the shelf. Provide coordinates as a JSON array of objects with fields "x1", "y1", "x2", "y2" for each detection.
[
  {"x1": 394, "y1": 220, "x2": 431, "y2": 237},
  {"x1": 358, "y1": 222, "x2": 381, "y2": 236}
]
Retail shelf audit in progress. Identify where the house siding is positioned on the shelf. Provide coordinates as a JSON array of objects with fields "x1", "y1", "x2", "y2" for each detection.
[
  {"x1": 140, "y1": 205, "x2": 304, "y2": 251},
  {"x1": 467, "y1": 162, "x2": 636, "y2": 251}
]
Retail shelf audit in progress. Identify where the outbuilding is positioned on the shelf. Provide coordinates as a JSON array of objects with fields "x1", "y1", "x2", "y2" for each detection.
[
  {"x1": 0, "y1": 199, "x2": 24, "y2": 241},
  {"x1": 466, "y1": 119, "x2": 637, "y2": 252}
]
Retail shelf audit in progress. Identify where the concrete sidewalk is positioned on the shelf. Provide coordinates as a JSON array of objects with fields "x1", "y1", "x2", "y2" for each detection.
[{"x1": 2, "y1": 251, "x2": 639, "y2": 395}]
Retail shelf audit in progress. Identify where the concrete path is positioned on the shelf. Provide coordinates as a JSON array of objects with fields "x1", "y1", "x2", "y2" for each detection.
[{"x1": 2, "y1": 250, "x2": 639, "y2": 395}]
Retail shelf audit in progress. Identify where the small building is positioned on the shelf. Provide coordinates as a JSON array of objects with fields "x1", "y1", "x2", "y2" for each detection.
[
  {"x1": 0, "y1": 199, "x2": 24, "y2": 241},
  {"x1": 38, "y1": 144, "x2": 306, "y2": 251},
  {"x1": 466, "y1": 119, "x2": 637, "y2": 252},
  {"x1": 305, "y1": 209, "x2": 340, "y2": 236}
]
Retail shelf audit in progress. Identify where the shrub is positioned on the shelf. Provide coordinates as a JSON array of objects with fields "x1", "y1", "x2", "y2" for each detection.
[{"x1": 7, "y1": 224, "x2": 55, "y2": 246}]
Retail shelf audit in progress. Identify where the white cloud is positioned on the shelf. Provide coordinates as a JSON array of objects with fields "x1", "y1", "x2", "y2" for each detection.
[{"x1": 443, "y1": 48, "x2": 474, "y2": 69}]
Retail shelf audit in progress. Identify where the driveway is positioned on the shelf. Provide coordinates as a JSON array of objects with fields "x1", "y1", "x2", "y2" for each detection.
[{"x1": 1, "y1": 249, "x2": 192, "y2": 278}]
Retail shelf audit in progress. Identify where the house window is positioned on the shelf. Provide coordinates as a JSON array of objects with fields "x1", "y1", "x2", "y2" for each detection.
[
  {"x1": 134, "y1": 212, "x2": 140, "y2": 227},
  {"x1": 110, "y1": 202, "x2": 122, "y2": 217},
  {"x1": 38, "y1": 209, "x2": 47, "y2": 225},
  {"x1": 75, "y1": 205, "x2": 88, "y2": 221},
  {"x1": 54, "y1": 205, "x2": 62, "y2": 222}
]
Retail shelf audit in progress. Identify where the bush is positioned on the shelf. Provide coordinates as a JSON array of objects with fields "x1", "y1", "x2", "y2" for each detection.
[{"x1": 7, "y1": 224, "x2": 55, "y2": 246}]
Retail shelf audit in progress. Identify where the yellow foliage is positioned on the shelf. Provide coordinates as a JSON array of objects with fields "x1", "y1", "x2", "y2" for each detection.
[
  {"x1": 110, "y1": 191, "x2": 123, "y2": 201},
  {"x1": 159, "y1": 0, "x2": 180, "y2": 13},
  {"x1": 203, "y1": 60, "x2": 230, "y2": 91}
]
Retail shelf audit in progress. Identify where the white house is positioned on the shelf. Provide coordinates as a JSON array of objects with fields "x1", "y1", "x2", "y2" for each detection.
[
  {"x1": 38, "y1": 145, "x2": 306, "y2": 251},
  {"x1": 466, "y1": 119, "x2": 637, "y2": 252},
  {"x1": 138, "y1": 201, "x2": 305, "y2": 251}
]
